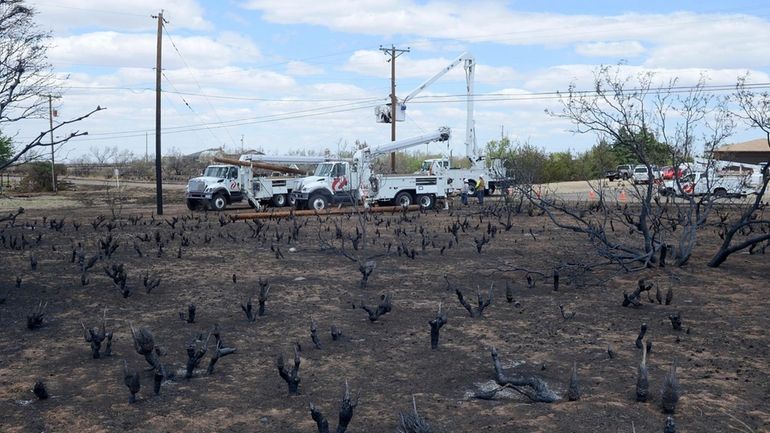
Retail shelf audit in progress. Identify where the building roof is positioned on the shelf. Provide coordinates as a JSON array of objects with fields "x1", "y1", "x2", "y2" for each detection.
[{"x1": 714, "y1": 138, "x2": 770, "y2": 154}]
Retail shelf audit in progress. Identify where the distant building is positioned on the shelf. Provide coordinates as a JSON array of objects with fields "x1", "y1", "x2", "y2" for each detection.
[{"x1": 712, "y1": 138, "x2": 770, "y2": 164}]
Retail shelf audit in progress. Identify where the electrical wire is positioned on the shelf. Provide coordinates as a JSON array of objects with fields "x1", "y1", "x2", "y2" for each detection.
[{"x1": 162, "y1": 22, "x2": 238, "y2": 148}]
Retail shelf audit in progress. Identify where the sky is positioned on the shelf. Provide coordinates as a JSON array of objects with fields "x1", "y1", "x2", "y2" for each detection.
[{"x1": 15, "y1": 0, "x2": 770, "y2": 161}]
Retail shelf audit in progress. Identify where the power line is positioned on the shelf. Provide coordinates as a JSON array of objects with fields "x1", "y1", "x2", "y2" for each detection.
[
  {"x1": 162, "y1": 22, "x2": 238, "y2": 148},
  {"x1": 58, "y1": 80, "x2": 770, "y2": 143}
]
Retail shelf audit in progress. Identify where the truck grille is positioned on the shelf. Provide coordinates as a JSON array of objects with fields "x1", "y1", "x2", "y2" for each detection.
[{"x1": 188, "y1": 180, "x2": 206, "y2": 192}]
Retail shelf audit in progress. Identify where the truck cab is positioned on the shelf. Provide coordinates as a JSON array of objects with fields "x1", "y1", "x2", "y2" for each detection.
[
  {"x1": 185, "y1": 164, "x2": 245, "y2": 211},
  {"x1": 292, "y1": 161, "x2": 361, "y2": 210}
]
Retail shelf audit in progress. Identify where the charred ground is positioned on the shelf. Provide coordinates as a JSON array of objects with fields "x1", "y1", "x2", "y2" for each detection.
[{"x1": 0, "y1": 195, "x2": 768, "y2": 433}]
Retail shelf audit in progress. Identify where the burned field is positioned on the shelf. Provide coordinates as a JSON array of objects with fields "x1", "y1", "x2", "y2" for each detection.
[{"x1": 0, "y1": 200, "x2": 768, "y2": 433}]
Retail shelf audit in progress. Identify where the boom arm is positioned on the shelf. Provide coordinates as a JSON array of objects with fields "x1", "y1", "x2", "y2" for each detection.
[
  {"x1": 239, "y1": 154, "x2": 330, "y2": 164},
  {"x1": 362, "y1": 127, "x2": 451, "y2": 157}
]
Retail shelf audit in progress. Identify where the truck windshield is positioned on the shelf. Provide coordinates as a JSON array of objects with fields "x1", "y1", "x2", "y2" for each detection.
[
  {"x1": 420, "y1": 161, "x2": 431, "y2": 171},
  {"x1": 204, "y1": 167, "x2": 229, "y2": 178},
  {"x1": 314, "y1": 163, "x2": 334, "y2": 177}
]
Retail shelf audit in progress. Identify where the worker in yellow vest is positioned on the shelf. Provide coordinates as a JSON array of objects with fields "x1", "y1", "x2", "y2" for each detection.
[{"x1": 476, "y1": 175, "x2": 485, "y2": 204}]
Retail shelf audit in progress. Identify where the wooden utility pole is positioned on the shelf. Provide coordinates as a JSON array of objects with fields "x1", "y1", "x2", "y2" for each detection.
[
  {"x1": 47, "y1": 95, "x2": 59, "y2": 193},
  {"x1": 153, "y1": 10, "x2": 167, "y2": 215},
  {"x1": 379, "y1": 45, "x2": 409, "y2": 172}
]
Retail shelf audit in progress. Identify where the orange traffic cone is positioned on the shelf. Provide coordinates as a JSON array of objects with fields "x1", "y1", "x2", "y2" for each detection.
[{"x1": 619, "y1": 190, "x2": 627, "y2": 202}]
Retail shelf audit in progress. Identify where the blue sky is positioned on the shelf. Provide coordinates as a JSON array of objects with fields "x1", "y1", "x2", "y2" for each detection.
[{"x1": 17, "y1": 0, "x2": 770, "y2": 161}]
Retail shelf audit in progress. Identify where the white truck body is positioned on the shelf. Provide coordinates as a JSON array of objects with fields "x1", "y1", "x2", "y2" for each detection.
[
  {"x1": 661, "y1": 169, "x2": 762, "y2": 197},
  {"x1": 292, "y1": 128, "x2": 452, "y2": 210},
  {"x1": 377, "y1": 51, "x2": 510, "y2": 193},
  {"x1": 185, "y1": 155, "x2": 326, "y2": 211}
]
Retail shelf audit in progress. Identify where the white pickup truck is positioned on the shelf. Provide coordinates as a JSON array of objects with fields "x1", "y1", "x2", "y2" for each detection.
[{"x1": 659, "y1": 170, "x2": 762, "y2": 197}]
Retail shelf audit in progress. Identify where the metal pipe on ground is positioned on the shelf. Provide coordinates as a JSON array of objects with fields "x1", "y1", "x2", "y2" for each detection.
[{"x1": 230, "y1": 205, "x2": 421, "y2": 220}]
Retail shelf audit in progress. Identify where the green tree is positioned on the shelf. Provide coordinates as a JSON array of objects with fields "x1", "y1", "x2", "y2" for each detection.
[{"x1": 0, "y1": 134, "x2": 12, "y2": 165}]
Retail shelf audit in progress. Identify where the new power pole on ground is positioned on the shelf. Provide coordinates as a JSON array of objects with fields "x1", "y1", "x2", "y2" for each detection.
[
  {"x1": 152, "y1": 10, "x2": 167, "y2": 215},
  {"x1": 379, "y1": 45, "x2": 409, "y2": 172}
]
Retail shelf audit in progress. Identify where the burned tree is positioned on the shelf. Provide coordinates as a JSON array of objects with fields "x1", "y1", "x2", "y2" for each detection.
[
  {"x1": 361, "y1": 293, "x2": 392, "y2": 322},
  {"x1": 33, "y1": 380, "x2": 48, "y2": 400},
  {"x1": 455, "y1": 283, "x2": 493, "y2": 318},
  {"x1": 143, "y1": 273, "x2": 161, "y2": 294},
  {"x1": 241, "y1": 295, "x2": 256, "y2": 322},
  {"x1": 276, "y1": 343, "x2": 301, "y2": 395},
  {"x1": 130, "y1": 324, "x2": 162, "y2": 371},
  {"x1": 429, "y1": 303, "x2": 447, "y2": 350},
  {"x1": 635, "y1": 323, "x2": 648, "y2": 349},
  {"x1": 567, "y1": 362, "x2": 581, "y2": 401},
  {"x1": 179, "y1": 303, "x2": 196, "y2": 323},
  {"x1": 308, "y1": 380, "x2": 359, "y2": 433},
  {"x1": 709, "y1": 77, "x2": 770, "y2": 267},
  {"x1": 490, "y1": 347, "x2": 559, "y2": 403},
  {"x1": 0, "y1": 2, "x2": 103, "y2": 172},
  {"x1": 185, "y1": 331, "x2": 211, "y2": 379},
  {"x1": 669, "y1": 313, "x2": 682, "y2": 330},
  {"x1": 122, "y1": 360, "x2": 141, "y2": 403},
  {"x1": 536, "y1": 67, "x2": 732, "y2": 269},
  {"x1": 331, "y1": 324, "x2": 342, "y2": 341},
  {"x1": 206, "y1": 325, "x2": 236, "y2": 374},
  {"x1": 26, "y1": 300, "x2": 47, "y2": 330},
  {"x1": 257, "y1": 278, "x2": 270, "y2": 316},
  {"x1": 623, "y1": 279, "x2": 654, "y2": 308},
  {"x1": 240, "y1": 280, "x2": 269, "y2": 321},
  {"x1": 397, "y1": 396, "x2": 433, "y2": 433},
  {"x1": 81, "y1": 309, "x2": 113, "y2": 358},
  {"x1": 310, "y1": 318, "x2": 322, "y2": 349},
  {"x1": 661, "y1": 362, "x2": 681, "y2": 414},
  {"x1": 636, "y1": 341, "x2": 649, "y2": 402}
]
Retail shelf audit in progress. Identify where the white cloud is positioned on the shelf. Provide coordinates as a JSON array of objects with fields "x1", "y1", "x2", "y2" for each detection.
[
  {"x1": 342, "y1": 50, "x2": 517, "y2": 85},
  {"x1": 575, "y1": 41, "x2": 645, "y2": 58},
  {"x1": 286, "y1": 61, "x2": 324, "y2": 76},
  {"x1": 49, "y1": 31, "x2": 261, "y2": 70},
  {"x1": 242, "y1": 1, "x2": 770, "y2": 69},
  {"x1": 31, "y1": 0, "x2": 211, "y2": 32}
]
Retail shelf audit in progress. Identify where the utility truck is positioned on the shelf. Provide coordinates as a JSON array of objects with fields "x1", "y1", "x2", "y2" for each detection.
[
  {"x1": 185, "y1": 155, "x2": 327, "y2": 211},
  {"x1": 292, "y1": 128, "x2": 451, "y2": 210},
  {"x1": 375, "y1": 52, "x2": 508, "y2": 194},
  {"x1": 659, "y1": 161, "x2": 765, "y2": 197}
]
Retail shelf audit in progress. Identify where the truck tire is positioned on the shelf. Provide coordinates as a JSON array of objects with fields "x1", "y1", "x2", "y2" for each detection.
[
  {"x1": 394, "y1": 191, "x2": 413, "y2": 207},
  {"x1": 272, "y1": 194, "x2": 287, "y2": 207},
  {"x1": 713, "y1": 187, "x2": 727, "y2": 197},
  {"x1": 466, "y1": 180, "x2": 477, "y2": 195},
  {"x1": 309, "y1": 193, "x2": 328, "y2": 211},
  {"x1": 210, "y1": 192, "x2": 227, "y2": 211},
  {"x1": 186, "y1": 199, "x2": 201, "y2": 211},
  {"x1": 417, "y1": 194, "x2": 434, "y2": 209}
]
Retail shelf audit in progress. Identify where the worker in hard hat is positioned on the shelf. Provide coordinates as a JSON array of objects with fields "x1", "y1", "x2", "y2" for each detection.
[{"x1": 460, "y1": 178, "x2": 469, "y2": 205}]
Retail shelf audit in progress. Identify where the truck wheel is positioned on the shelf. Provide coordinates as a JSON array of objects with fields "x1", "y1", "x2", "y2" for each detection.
[
  {"x1": 713, "y1": 187, "x2": 727, "y2": 197},
  {"x1": 466, "y1": 180, "x2": 477, "y2": 195},
  {"x1": 272, "y1": 194, "x2": 287, "y2": 207},
  {"x1": 210, "y1": 192, "x2": 227, "y2": 211},
  {"x1": 417, "y1": 194, "x2": 434, "y2": 209},
  {"x1": 608, "y1": 176, "x2": 615, "y2": 182},
  {"x1": 309, "y1": 193, "x2": 328, "y2": 211},
  {"x1": 622, "y1": 173, "x2": 629, "y2": 180},
  {"x1": 394, "y1": 191, "x2": 413, "y2": 207},
  {"x1": 288, "y1": 194, "x2": 297, "y2": 207}
]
